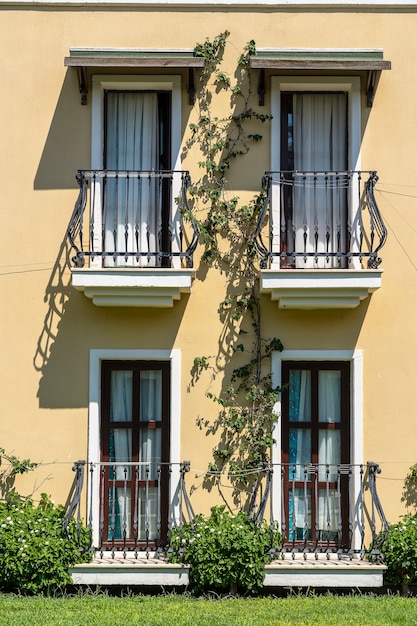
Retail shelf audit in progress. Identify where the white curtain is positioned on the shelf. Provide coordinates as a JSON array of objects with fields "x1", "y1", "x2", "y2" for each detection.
[
  {"x1": 104, "y1": 92, "x2": 159, "y2": 266},
  {"x1": 293, "y1": 93, "x2": 347, "y2": 268},
  {"x1": 139, "y1": 371, "x2": 162, "y2": 481},
  {"x1": 109, "y1": 370, "x2": 133, "y2": 538}
]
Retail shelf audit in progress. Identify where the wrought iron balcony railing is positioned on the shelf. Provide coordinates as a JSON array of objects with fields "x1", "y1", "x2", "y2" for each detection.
[
  {"x1": 64, "y1": 460, "x2": 195, "y2": 558},
  {"x1": 64, "y1": 460, "x2": 387, "y2": 560},
  {"x1": 67, "y1": 170, "x2": 199, "y2": 269},
  {"x1": 254, "y1": 171, "x2": 387, "y2": 270}
]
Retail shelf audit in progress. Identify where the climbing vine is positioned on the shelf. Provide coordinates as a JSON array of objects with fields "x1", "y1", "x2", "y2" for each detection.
[{"x1": 185, "y1": 32, "x2": 283, "y2": 512}]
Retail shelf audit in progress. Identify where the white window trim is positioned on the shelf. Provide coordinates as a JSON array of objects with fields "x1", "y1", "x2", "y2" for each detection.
[
  {"x1": 271, "y1": 75, "x2": 361, "y2": 172},
  {"x1": 270, "y1": 76, "x2": 361, "y2": 270},
  {"x1": 90, "y1": 75, "x2": 182, "y2": 268},
  {"x1": 271, "y1": 349, "x2": 363, "y2": 550},
  {"x1": 88, "y1": 348, "x2": 181, "y2": 547}
]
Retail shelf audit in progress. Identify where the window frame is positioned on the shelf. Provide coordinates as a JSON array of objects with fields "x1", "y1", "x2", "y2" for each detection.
[
  {"x1": 270, "y1": 76, "x2": 362, "y2": 269},
  {"x1": 281, "y1": 360, "x2": 350, "y2": 545},
  {"x1": 88, "y1": 348, "x2": 181, "y2": 549},
  {"x1": 271, "y1": 349, "x2": 363, "y2": 549},
  {"x1": 90, "y1": 75, "x2": 182, "y2": 268}
]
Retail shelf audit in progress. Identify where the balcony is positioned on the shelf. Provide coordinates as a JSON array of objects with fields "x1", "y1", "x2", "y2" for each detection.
[
  {"x1": 254, "y1": 171, "x2": 387, "y2": 310},
  {"x1": 65, "y1": 460, "x2": 387, "y2": 588},
  {"x1": 67, "y1": 170, "x2": 199, "y2": 307}
]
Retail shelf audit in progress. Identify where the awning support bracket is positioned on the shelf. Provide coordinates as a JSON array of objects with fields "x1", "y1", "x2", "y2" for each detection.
[
  {"x1": 77, "y1": 67, "x2": 88, "y2": 106},
  {"x1": 188, "y1": 68, "x2": 196, "y2": 105},
  {"x1": 258, "y1": 69, "x2": 266, "y2": 107}
]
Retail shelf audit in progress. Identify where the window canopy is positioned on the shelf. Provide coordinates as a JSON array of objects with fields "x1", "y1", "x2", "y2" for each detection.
[
  {"x1": 249, "y1": 49, "x2": 391, "y2": 106},
  {"x1": 64, "y1": 48, "x2": 205, "y2": 104}
]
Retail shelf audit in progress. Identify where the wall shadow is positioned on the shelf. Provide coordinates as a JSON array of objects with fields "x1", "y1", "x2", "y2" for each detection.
[{"x1": 34, "y1": 69, "x2": 91, "y2": 190}]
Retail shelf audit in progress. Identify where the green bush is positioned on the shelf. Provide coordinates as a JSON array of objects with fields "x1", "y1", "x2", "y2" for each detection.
[
  {"x1": 168, "y1": 506, "x2": 281, "y2": 594},
  {"x1": 382, "y1": 514, "x2": 417, "y2": 585},
  {"x1": 0, "y1": 493, "x2": 91, "y2": 594}
]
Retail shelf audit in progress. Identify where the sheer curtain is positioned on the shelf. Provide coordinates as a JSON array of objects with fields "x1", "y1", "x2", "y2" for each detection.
[
  {"x1": 293, "y1": 93, "x2": 347, "y2": 268},
  {"x1": 288, "y1": 369, "x2": 312, "y2": 538},
  {"x1": 104, "y1": 92, "x2": 159, "y2": 266},
  {"x1": 109, "y1": 370, "x2": 133, "y2": 538},
  {"x1": 139, "y1": 370, "x2": 162, "y2": 538},
  {"x1": 318, "y1": 370, "x2": 342, "y2": 533}
]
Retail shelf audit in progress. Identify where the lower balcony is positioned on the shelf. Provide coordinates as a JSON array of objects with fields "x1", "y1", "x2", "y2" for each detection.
[
  {"x1": 67, "y1": 170, "x2": 199, "y2": 307},
  {"x1": 65, "y1": 461, "x2": 388, "y2": 588},
  {"x1": 254, "y1": 171, "x2": 387, "y2": 309}
]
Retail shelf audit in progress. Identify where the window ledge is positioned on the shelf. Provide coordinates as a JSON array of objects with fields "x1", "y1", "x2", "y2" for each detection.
[
  {"x1": 260, "y1": 269, "x2": 382, "y2": 309},
  {"x1": 71, "y1": 268, "x2": 194, "y2": 307}
]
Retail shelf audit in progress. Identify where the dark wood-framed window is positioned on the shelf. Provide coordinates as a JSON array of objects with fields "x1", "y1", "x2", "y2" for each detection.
[
  {"x1": 279, "y1": 91, "x2": 349, "y2": 269},
  {"x1": 281, "y1": 361, "x2": 350, "y2": 547},
  {"x1": 103, "y1": 89, "x2": 172, "y2": 267},
  {"x1": 100, "y1": 360, "x2": 170, "y2": 547}
]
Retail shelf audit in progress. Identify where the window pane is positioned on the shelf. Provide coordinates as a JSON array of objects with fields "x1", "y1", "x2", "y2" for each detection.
[
  {"x1": 139, "y1": 429, "x2": 162, "y2": 480},
  {"x1": 107, "y1": 486, "x2": 131, "y2": 540},
  {"x1": 109, "y1": 428, "x2": 132, "y2": 480},
  {"x1": 318, "y1": 488, "x2": 340, "y2": 541},
  {"x1": 288, "y1": 488, "x2": 311, "y2": 541},
  {"x1": 289, "y1": 369, "x2": 311, "y2": 422},
  {"x1": 140, "y1": 370, "x2": 162, "y2": 421},
  {"x1": 138, "y1": 487, "x2": 158, "y2": 540},
  {"x1": 289, "y1": 429, "x2": 311, "y2": 479},
  {"x1": 318, "y1": 430, "x2": 341, "y2": 481},
  {"x1": 110, "y1": 370, "x2": 133, "y2": 422},
  {"x1": 319, "y1": 370, "x2": 341, "y2": 423}
]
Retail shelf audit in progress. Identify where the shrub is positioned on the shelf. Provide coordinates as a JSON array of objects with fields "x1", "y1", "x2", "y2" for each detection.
[
  {"x1": 382, "y1": 514, "x2": 417, "y2": 585},
  {"x1": 168, "y1": 506, "x2": 281, "y2": 594},
  {"x1": 0, "y1": 493, "x2": 91, "y2": 594}
]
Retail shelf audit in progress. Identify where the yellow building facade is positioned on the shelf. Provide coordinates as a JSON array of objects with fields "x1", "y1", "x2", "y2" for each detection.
[{"x1": 1, "y1": 0, "x2": 416, "y2": 566}]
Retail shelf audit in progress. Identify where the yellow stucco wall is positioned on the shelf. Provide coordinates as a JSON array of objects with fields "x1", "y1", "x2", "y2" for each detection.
[{"x1": 1, "y1": 3, "x2": 417, "y2": 524}]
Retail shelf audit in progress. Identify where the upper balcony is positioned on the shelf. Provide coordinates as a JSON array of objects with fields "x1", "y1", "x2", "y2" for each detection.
[
  {"x1": 67, "y1": 170, "x2": 198, "y2": 307},
  {"x1": 254, "y1": 171, "x2": 387, "y2": 310}
]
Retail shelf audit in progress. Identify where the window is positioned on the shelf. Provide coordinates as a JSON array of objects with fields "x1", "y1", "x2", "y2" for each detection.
[
  {"x1": 90, "y1": 76, "x2": 182, "y2": 269},
  {"x1": 100, "y1": 360, "x2": 170, "y2": 547},
  {"x1": 281, "y1": 361, "x2": 350, "y2": 545},
  {"x1": 271, "y1": 77, "x2": 361, "y2": 270},
  {"x1": 103, "y1": 90, "x2": 171, "y2": 267},
  {"x1": 280, "y1": 91, "x2": 348, "y2": 268},
  {"x1": 88, "y1": 349, "x2": 181, "y2": 549}
]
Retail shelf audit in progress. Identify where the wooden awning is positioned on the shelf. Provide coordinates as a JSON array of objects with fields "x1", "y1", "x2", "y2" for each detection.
[
  {"x1": 249, "y1": 49, "x2": 391, "y2": 106},
  {"x1": 64, "y1": 49, "x2": 205, "y2": 104}
]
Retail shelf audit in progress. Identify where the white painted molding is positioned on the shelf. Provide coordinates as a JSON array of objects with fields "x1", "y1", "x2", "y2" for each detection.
[
  {"x1": 2, "y1": 1, "x2": 417, "y2": 7},
  {"x1": 260, "y1": 270, "x2": 382, "y2": 309}
]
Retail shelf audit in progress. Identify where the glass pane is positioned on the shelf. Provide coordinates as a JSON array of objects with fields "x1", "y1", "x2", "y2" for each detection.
[
  {"x1": 318, "y1": 488, "x2": 340, "y2": 541},
  {"x1": 318, "y1": 430, "x2": 341, "y2": 481},
  {"x1": 109, "y1": 428, "x2": 132, "y2": 480},
  {"x1": 289, "y1": 370, "x2": 311, "y2": 422},
  {"x1": 139, "y1": 429, "x2": 162, "y2": 480},
  {"x1": 319, "y1": 370, "x2": 341, "y2": 423},
  {"x1": 110, "y1": 370, "x2": 133, "y2": 422},
  {"x1": 138, "y1": 487, "x2": 158, "y2": 540},
  {"x1": 140, "y1": 371, "x2": 162, "y2": 422},
  {"x1": 288, "y1": 487, "x2": 311, "y2": 541},
  {"x1": 289, "y1": 428, "x2": 311, "y2": 480},
  {"x1": 107, "y1": 486, "x2": 131, "y2": 540}
]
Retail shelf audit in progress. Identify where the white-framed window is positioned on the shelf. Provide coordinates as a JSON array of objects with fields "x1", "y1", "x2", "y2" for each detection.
[
  {"x1": 88, "y1": 348, "x2": 181, "y2": 547},
  {"x1": 271, "y1": 349, "x2": 363, "y2": 548},
  {"x1": 90, "y1": 75, "x2": 182, "y2": 268},
  {"x1": 270, "y1": 76, "x2": 362, "y2": 269}
]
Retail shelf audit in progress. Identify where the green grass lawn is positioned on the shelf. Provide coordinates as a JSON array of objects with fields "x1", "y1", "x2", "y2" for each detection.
[{"x1": 0, "y1": 593, "x2": 416, "y2": 626}]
